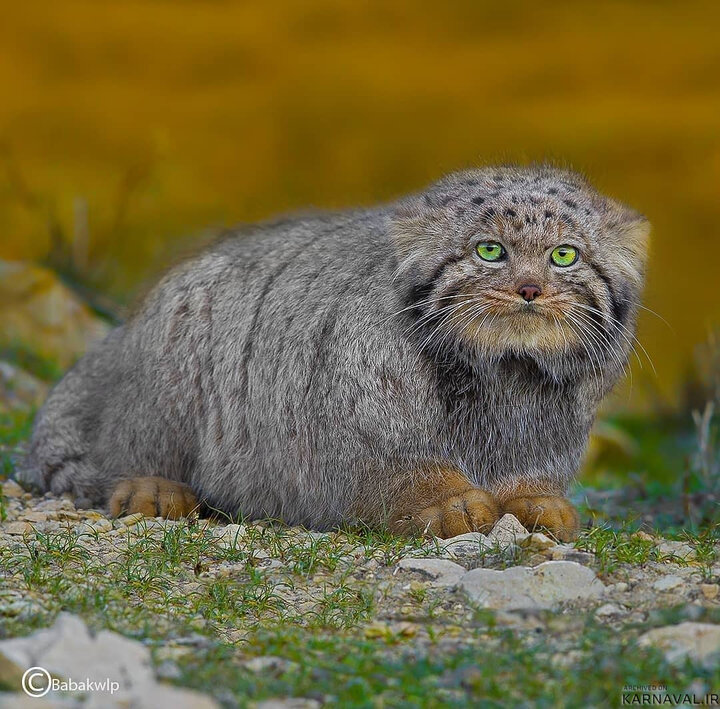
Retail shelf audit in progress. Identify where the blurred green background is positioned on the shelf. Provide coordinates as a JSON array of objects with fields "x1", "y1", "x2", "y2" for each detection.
[{"x1": 1, "y1": 2, "x2": 720, "y2": 504}]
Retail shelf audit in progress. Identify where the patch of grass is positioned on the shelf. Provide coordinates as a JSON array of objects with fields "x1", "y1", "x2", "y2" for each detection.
[
  {"x1": 576, "y1": 523, "x2": 719, "y2": 580},
  {"x1": 576, "y1": 526, "x2": 667, "y2": 576},
  {"x1": 170, "y1": 621, "x2": 720, "y2": 707},
  {"x1": 341, "y1": 523, "x2": 431, "y2": 566},
  {"x1": 0, "y1": 407, "x2": 34, "y2": 479},
  {"x1": 0, "y1": 519, "x2": 384, "y2": 642}
]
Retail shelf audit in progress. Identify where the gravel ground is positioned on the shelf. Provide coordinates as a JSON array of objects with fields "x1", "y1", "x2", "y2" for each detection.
[{"x1": 2, "y1": 478, "x2": 720, "y2": 706}]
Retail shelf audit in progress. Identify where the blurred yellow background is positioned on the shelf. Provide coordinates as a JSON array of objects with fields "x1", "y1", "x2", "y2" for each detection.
[{"x1": 1, "y1": 1, "x2": 719, "y2": 408}]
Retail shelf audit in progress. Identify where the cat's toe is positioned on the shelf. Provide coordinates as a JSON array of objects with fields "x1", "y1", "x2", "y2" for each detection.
[
  {"x1": 439, "y1": 489, "x2": 499, "y2": 537},
  {"x1": 109, "y1": 476, "x2": 198, "y2": 519},
  {"x1": 396, "y1": 488, "x2": 499, "y2": 538},
  {"x1": 501, "y1": 495, "x2": 580, "y2": 542}
]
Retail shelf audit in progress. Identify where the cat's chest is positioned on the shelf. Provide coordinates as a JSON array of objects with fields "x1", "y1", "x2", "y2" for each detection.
[{"x1": 437, "y1": 359, "x2": 584, "y2": 448}]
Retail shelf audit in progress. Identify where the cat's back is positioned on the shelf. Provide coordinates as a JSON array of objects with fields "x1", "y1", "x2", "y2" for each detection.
[
  {"x1": 214, "y1": 206, "x2": 391, "y2": 277},
  {"x1": 127, "y1": 205, "x2": 399, "y2": 370},
  {"x1": 143, "y1": 207, "x2": 391, "y2": 310}
]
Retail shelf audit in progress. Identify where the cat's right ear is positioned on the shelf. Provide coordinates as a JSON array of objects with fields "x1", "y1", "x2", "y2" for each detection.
[{"x1": 389, "y1": 199, "x2": 447, "y2": 281}]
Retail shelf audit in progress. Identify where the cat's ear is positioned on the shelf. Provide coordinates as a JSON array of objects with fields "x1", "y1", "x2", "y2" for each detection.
[
  {"x1": 597, "y1": 197, "x2": 651, "y2": 277},
  {"x1": 606, "y1": 200, "x2": 651, "y2": 258},
  {"x1": 389, "y1": 198, "x2": 448, "y2": 279},
  {"x1": 391, "y1": 199, "x2": 441, "y2": 249}
]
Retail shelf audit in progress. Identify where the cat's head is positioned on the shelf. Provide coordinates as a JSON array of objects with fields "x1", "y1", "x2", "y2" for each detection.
[{"x1": 391, "y1": 165, "x2": 650, "y2": 374}]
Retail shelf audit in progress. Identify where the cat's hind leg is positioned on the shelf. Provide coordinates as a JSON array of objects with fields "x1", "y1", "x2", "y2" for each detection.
[{"x1": 23, "y1": 378, "x2": 109, "y2": 509}]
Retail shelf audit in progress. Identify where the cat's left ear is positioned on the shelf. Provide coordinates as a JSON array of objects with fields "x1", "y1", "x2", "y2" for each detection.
[{"x1": 599, "y1": 198, "x2": 651, "y2": 276}]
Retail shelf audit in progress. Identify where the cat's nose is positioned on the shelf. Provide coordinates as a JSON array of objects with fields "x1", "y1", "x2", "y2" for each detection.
[{"x1": 517, "y1": 284, "x2": 542, "y2": 302}]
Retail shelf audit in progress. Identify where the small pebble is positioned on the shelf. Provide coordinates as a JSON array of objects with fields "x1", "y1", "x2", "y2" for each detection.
[
  {"x1": 22, "y1": 511, "x2": 50, "y2": 523},
  {"x1": 656, "y1": 540, "x2": 696, "y2": 561},
  {"x1": 1, "y1": 480, "x2": 25, "y2": 498},
  {"x1": 653, "y1": 575, "x2": 685, "y2": 592},
  {"x1": 5, "y1": 521, "x2": 33, "y2": 535},
  {"x1": 595, "y1": 603, "x2": 623, "y2": 618},
  {"x1": 700, "y1": 583, "x2": 719, "y2": 600}
]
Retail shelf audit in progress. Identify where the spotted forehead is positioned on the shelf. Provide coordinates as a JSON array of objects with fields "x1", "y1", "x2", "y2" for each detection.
[{"x1": 424, "y1": 168, "x2": 602, "y2": 245}]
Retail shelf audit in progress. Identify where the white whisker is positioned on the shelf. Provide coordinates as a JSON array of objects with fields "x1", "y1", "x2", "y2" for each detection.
[
  {"x1": 572, "y1": 302, "x2": 656, "y2": 375},
  {"x1": 568, "y1": 307, "x2": 631, "y2": 378},
  {"x1": 384, "y1": 293, "x2": 483, "y2": 324},
  {"x1": 563, "y1": 312, "x2": 605, "y2": 388}
]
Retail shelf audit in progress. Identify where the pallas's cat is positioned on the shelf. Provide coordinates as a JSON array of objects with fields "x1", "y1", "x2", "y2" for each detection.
[{"x1": 23, "y1": 165, "x2": 649, "y2": 541}]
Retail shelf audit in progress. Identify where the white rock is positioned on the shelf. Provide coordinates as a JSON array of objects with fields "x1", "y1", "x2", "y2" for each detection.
[
  {"x1": 638, "y1": 622, "x2": 720, "y2": 667},
  {"x1": 305, "y1": 531, "x2": 330, "y2": 540},
  {"x1": 396, "y1": 558, "x2": 466, "y2": 587},
  {"x1": 548, "y1": 544, "x2": 594, "y2": 564},
  {"x1": 77, "y1": 518, "x2": 113, "y2": 535},
  {"x1": 486, "y1": 514, "x2": 529, "y2": 545},
  {"x1": 155, "y1": 659, "x2": 182, "y2": 680},
  {"x1": 22, "y1": 511, "x2": 49, "y2": 523},
  {"x1": 212, "y1": 524, "x2": 248, "y2": 548},
  {"x1": 519, "y1": 532, "x2": 556, "y2": 550},
  {"x1": 653, "y1": 575, "x2": 685, "y2": 592},
  {"x1": 429, "y1": 532, "x2": 491, "y2": 558},
  {"x1": 0, "y1": 613, "x2": 153, "y2": 690},
  {"x1": 459, "y1": 560, "x2": 605, "y2": 610},
  {"x1": 595, "y1": 603, "x2": 623, "y2": 618},
  {"x1": 4, "y1": 522, "x2": 32, "y2": 536},
  {"x1": 33, "y1": 498, "x2": 76, "y2": 512},
  {"x1": 656, "y1": 540, "x2": 696, "y2": 561},
  {"x1": 244, "y1": 656, "x2": 294, "y2": 674},
  {"x1": 85, "y1": 682, "x2": 218, "y2": 709},
  {"x1": 701, "y1": 584, "x2": 719, "y2": 600},
  {"x1": 0, "y1": 613, "x2": 219, "y2": 708}
]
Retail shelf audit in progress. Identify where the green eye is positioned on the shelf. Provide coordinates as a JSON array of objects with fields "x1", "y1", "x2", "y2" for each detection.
[
  {"x1": 476, "y1": 241, "x2": 506, "y2": 262},
  {"x1": 551, "y1": 245, "x2": 578, "y2": 267}
]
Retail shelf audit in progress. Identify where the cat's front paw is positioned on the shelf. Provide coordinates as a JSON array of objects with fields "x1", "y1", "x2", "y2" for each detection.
[
  {"x1": 109, "y1": 476, "x2": 199, "y2": 519},
  {"x1": 501, "y1": 495, "x2": 579, "y2": 542},
  {"x1": 399, "y1": 488, "x2": 499, "y2": 538}
]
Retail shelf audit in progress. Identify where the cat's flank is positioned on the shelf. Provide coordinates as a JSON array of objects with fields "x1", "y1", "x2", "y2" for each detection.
[{"x1": 23, "y1": 165, "x2": 649, "y2": 541}]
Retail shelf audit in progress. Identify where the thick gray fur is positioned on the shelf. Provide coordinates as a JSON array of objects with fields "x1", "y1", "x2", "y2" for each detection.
[{"x1": 22, "y1": 165, "x2": 649, "y2": 528}]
